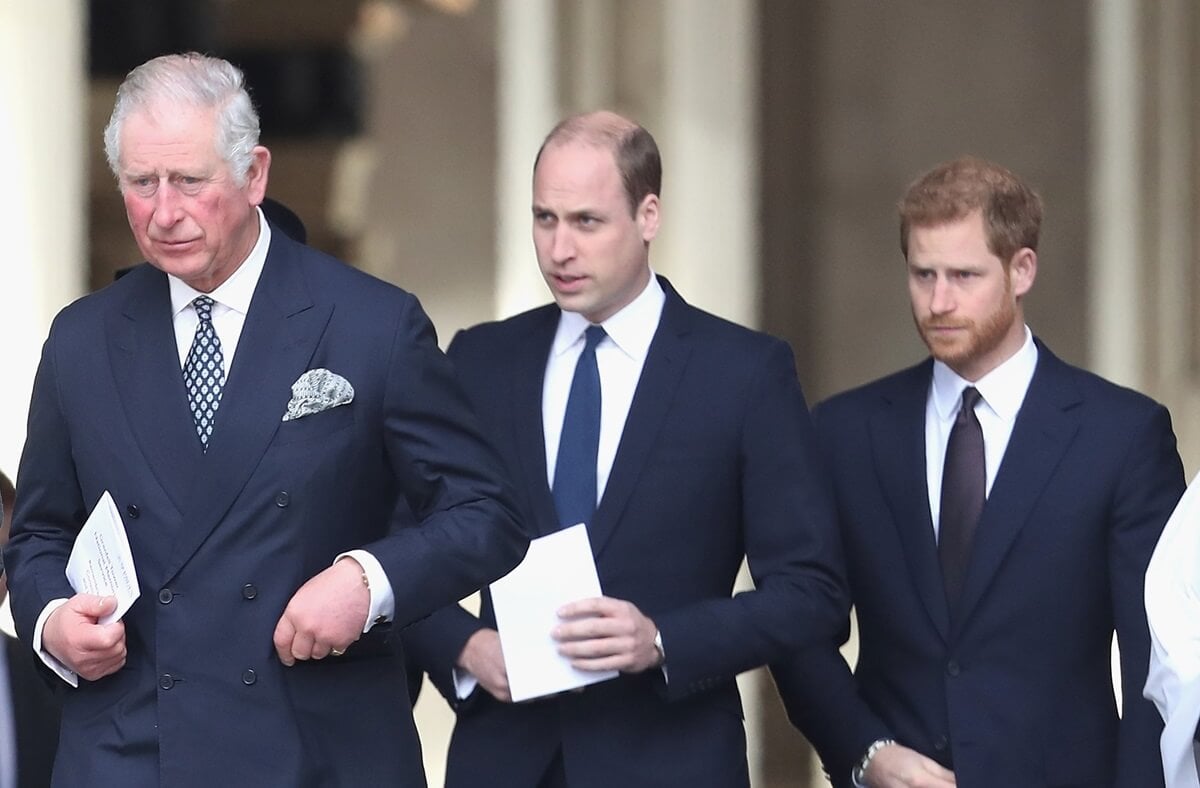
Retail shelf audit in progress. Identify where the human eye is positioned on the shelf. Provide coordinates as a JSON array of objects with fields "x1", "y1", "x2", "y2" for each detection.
[
  {"x1": 575, "y1": 214, "x2": 599, "y2": 229},
  {"x1": 172, "y1": 174, "x2": 205, "y2": 195},
  {"x1": 533, "y1": 209, "x2": 555, "y2": 226},
  {"x1": 126, "y1": 175, "x2": 158, "y2": 197}
]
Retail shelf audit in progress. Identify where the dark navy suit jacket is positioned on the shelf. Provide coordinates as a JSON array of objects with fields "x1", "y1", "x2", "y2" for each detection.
[
  {"x1": 406, "y1": 278, "x2": 847, "y2": 788},
  {"x1": 4, "y1": 231, "x2": 527, "y2": 786},
  {"x1": 772, "y1": 342, "x2": 1184, "y2": 788},
  {"x1": 5, "y1": 632, "x2": 60, "y2": 788}
]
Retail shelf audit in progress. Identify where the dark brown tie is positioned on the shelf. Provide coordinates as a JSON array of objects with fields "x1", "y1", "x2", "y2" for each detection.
[{"x1": 939, "y1": 386, "x2": 985, "y2": 611}]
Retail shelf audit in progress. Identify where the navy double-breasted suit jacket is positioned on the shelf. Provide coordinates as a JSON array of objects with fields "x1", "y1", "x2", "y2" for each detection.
[
  {"x1": 772, "y1": 342, "x2": 1185, "y2": 788},
  {"x1": 406, "y1": 278, "x2": 848, "y2": 788},
  {"x1": 4, "y1": 231, "x2": 528, "y2": 786}
]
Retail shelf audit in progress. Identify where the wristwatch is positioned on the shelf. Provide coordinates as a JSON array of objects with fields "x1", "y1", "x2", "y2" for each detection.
[{"x1": 851, "y1": 738, "x2": 896, "y2": 784}]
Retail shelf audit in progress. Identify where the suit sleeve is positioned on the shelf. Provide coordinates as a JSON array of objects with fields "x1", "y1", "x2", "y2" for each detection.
[
  {"x1": 356, "y1": 296, "x2": 530, "y2": 631},
  {"x1": 389, "y1": 325, "x2": 497, "y2": 708},
  {"x1": 651, "y1": 340, "x2": 850, "y2": 700},
  {"x1": 769, "y1": 400, "x2": 893, "y2": 785},
  {"x1": 1108, "y1": 402, "x2": 1184, "y2": 787}
]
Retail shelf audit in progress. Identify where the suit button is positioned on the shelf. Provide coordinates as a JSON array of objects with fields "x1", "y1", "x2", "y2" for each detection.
[
  {"x1": 275, "y1": 491, "x2": 290, "y2": 508},
  {"x1": 241, "y1": 669, "x2": 257, "y2": 686},
  {"x1": 159, "y1": 674, "x2": 175, "y2": 690},
  {"x1": 933, "y1": 735, "x2": 949, "y2": 752},
  {"x1": 158, "y1": 588, "x2": 174, "y2": 604},
  {"x1": 242, "y1": 584, "x2": 257, "y2": 600},
  {"x1": 126, "y1": 504, "x2": 140, "y2": 519},
  {"x1": 946, "y1": 660, "x2": 960, "y2": 677}
]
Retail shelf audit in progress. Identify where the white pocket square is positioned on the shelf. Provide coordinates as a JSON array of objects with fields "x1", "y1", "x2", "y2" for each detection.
[{"x1": 282, "y1": 368, "x2": 355, "y2": 422}]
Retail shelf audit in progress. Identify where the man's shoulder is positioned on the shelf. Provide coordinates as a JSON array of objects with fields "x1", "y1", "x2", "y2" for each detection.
[
  {"x1": 284, "y1": 240, "x2": 415, "y2": 305},
  {"x1": 1031, "y1": 340, "x2": 1169, "y2": 417},
  {"x1": 816, "y1": 360, "x2": 932, "y2": 419},
  {"x1": 451, "y1": 303, "x2": 560, "y2": 354}
]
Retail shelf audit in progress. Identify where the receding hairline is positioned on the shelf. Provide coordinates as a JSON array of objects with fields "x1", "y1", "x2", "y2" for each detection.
[{"x1": 535, "y1": 111, "x2": 641, "y2": 171}]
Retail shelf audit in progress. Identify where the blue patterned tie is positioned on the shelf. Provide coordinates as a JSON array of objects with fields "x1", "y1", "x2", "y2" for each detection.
[
  {"x1": 184, "y1": 295, "x2": 225, "y2": 451},
  {"x1": 552, "y1": 325, "x2": 606, "y2": 529}
]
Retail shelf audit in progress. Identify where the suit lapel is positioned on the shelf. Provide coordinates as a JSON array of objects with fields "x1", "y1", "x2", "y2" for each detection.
[
  {"x1": 161, "y1": 237, "x2": 333, "y2": 583},
  {"x1": 956, "y1": 344, "x2": 1081, "y2": 624},
  {"x1": 108, "y1": 268, "x2": 203, "y2": 515},
  {"x1": 508, "y1": 308, "x2": 560, "y2": 537},
  {"x1": 589, "y1": 280, "x2": 693, "y2": 558},
  {"x1": 869, "y1": 361, "x2": 951, "y2": 641}
]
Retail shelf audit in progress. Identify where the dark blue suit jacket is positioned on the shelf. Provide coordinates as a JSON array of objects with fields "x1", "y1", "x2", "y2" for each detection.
[
  {"x1": 4, "y1": 232, "x2": 528, "y2": 787},
  {"x1": 772, "y1": 342, "x2": 1184, "y2": 788},
  {"x1": 405, "y1": 279, "x2": 847, "y2": 788}
]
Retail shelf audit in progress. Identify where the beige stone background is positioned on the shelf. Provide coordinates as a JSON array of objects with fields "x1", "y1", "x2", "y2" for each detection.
[{"x1": 4, "y1": 1, "x2": 1200, "y2": 785}]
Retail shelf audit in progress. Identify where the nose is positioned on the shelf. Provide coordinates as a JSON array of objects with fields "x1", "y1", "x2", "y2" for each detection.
[
  {"x1": 929, "y1": 275, "x2": 955, "y2": 315},
  {"x1": 151, "y1": 183, "x2": 183, "y2": 228},
  {"x1": 550, "y1": 226, "x2": 574, "y2": 264}
]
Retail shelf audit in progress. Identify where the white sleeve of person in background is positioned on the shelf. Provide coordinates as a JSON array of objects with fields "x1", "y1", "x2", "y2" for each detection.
[{"x1": 1145, "y1": 469, "x2": 1200, "y2": 788}]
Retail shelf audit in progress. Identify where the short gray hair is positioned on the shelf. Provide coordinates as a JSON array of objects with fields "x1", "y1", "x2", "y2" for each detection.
[{"x1": 103, "y1": 53, "x2": 261, "y2": 185}]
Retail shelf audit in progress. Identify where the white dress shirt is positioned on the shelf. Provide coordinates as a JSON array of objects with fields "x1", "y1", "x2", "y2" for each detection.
[
  {"x1": 925, "y1": 327, "x2": 1038, "y2": 538},
  {"x1": 34, "y1": 209, "x2": 394, "y2": 685},
  {"x1": 543, "y1": 275, "x2": 665, "y2": 499},
  {"x1": 453, "y1": 273, "x2": 666, "y2": 699},
  {"x1": 1145, "y1": 471, "x2": 1200, "y2": 788}
]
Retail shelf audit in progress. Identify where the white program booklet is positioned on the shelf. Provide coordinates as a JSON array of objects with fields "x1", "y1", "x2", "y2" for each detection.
[
  {"x1": 490, "y1": 523, "x2": 618, "y2": 702},
  {"x1": 65, "y1": 490, "x2": 140, "y2": 625}
]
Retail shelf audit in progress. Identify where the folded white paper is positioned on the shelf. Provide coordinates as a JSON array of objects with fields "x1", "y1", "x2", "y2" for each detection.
[
  {"x1": 65, "y1": 491, "x2": 140, "y2": 625},
  {"x1": 490, "y1": 524, "x2": 618, "y2": 702}
]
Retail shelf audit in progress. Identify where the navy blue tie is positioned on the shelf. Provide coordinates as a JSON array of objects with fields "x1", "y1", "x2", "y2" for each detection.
[{"x1": 553, "y1": 325, "x2": 606, "y2": 529}]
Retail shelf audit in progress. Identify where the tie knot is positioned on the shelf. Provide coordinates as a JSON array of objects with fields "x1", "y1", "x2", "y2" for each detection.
[
  {"x1": 193, "y1": 295, "x2": 216, "y2": 322},
  {"x1": 960, "y1": 386, "x2": 982, "y2": 413},
  {"x1": 583, "y1": 324, "x2": 606, "y2": 351}
]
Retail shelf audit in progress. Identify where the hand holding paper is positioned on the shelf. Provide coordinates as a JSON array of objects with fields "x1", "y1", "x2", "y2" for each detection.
[
  {"x1": 65, "y1": 491, "x2": 140, "y2": 624},
  {"x1": 42, "y1": 490, "x2": 140, "y2": 682},
  {"x1": 554, "y1": 596, "x2": 662, "y2": 674},
  {"x1": 489, "y1": 524, "x2": 618, "y2": 702}
]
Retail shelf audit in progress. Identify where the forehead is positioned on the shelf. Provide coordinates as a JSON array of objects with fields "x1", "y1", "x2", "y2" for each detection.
[
  {"x1": 119, "y1": 102, "x2": 221, "y2": 172},
  {"x1": 907, "y1": 211, "x2": 995, "y2": 263},
  {"x1": 533, "y1": 142, "x2": 623, "y2": 204}
]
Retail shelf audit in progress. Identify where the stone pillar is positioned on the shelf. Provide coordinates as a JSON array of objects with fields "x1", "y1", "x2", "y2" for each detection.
[
  {"x1": 0, "y1": 3, "x2": 86, "y2": 478},
  {"x1": 0, "y1": 2, "x2": 85, "y2": 634}
]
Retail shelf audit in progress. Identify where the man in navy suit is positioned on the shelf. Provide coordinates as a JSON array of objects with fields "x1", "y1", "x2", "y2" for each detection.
[
  {"x1": 1, "y1": 471, "x2": 60, "y2": 788},
  {"x1": 772, "y1": 156, "x2": 1185, "y2": 787},
  {"x1": 3, "y1": 53, "x2": 527, "y2": 786},
  {"x1": 405, "y1": 111, "x2": 847, "y2": 787}
]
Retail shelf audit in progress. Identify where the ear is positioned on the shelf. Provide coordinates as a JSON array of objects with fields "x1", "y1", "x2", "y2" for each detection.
[
  {"x1": 245, "y1": 145, "x2": 272, "y2": 205},
  {"x1": 1008, "y1": 247, "x2": 1037, "y2": 298},
  {"x1": 637, "y1": 193, "x2": 660, "y2": 244}
]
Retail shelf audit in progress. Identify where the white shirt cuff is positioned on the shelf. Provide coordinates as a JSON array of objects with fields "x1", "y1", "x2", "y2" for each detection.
[
  {"x1": 33, "y1": 598, "x2": 79, "y2": 687},
  {"x1": 337, "y1": 550, "x2": 394, "y2": 633},
  {"x1": 451, "y1": 666, "x2": 479, "y2": 700}
]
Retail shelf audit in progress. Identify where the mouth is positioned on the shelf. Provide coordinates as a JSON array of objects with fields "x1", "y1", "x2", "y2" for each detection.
[
  {"x1": 154, "y1": 238, "x2": 201, "y2": 252},
  {"x1": 551, "y1": 272, "x2": 588, "y2": 291}
]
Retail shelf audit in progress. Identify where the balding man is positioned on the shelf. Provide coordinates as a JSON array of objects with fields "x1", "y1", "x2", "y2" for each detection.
[{"x1": 405, "y1": 111, "x2": 847, "y2": 787}]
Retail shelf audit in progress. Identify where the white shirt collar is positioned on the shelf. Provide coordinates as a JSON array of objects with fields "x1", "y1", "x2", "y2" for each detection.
[
  {"x1": 550, "y1": 271, "x2": 665, "y2": 362},
  {"x1": 168, "y1": 207, "x2": 272, "y2": 318},
  {"x1": 931, "y1": 325, "x2": 1038, "y2": 422}
]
